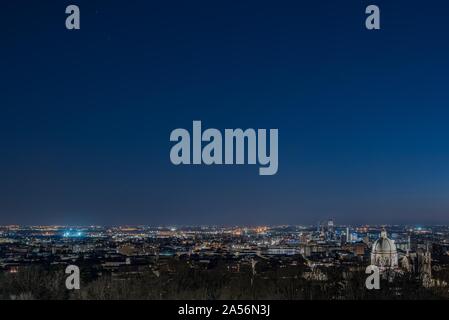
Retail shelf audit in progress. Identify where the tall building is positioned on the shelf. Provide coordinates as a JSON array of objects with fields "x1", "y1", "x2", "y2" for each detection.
[
  {"x1": 327, "y1": 219, "x2": 334, "y2": 232},
  {"x1": 323, "y1": 219, "x2": 335, "y2": 241},
  {"x1": 418, "y1": 244, "x2": 432, "y2": 287}
]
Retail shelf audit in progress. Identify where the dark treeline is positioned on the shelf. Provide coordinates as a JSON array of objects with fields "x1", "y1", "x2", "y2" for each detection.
[{"x1": 0, "y1": 258, "x2": 448, "y2": 300}]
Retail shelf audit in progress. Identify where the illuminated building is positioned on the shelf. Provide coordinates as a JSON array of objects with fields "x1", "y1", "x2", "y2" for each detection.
[{"x1": 370, "y1": 229, "x2": 398, "y2": 270}]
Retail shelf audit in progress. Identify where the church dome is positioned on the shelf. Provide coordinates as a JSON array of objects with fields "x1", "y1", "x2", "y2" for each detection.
[
  {"x1": 373, "y1": 231, "x2": 397, "y2": 253},
  {"x1": 371, "y1": 229, "x2": 398, "y2": 269}
]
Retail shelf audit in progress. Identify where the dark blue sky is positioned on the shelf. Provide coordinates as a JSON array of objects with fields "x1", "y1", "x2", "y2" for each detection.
[{"x1": 1, "y1": 0, "x2": 449, "y2": 225}]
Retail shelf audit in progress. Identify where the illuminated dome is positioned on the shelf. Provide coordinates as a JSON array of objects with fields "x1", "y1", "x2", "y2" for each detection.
[{"x1": 371, "y1": 229, "x2": 398, "y2": 269}]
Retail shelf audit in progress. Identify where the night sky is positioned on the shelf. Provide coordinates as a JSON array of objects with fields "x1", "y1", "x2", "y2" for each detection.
[{"x1": 1, "y1": 0, "x2": 449, "y2": 226}]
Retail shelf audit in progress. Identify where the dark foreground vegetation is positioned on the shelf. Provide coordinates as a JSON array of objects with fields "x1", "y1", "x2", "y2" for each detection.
[{"x1": 1, "y1": 256, "x2": 449, "y2": 300}]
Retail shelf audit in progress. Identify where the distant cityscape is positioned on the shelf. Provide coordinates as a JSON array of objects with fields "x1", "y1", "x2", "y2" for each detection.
[{"x1": 1, "y1": 222, "x2": 449, "y2": 299}]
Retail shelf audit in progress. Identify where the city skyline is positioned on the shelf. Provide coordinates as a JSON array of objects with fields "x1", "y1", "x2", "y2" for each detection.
[{"x1": 1, "y1": 221, "x2": 447, "y2": 300}]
